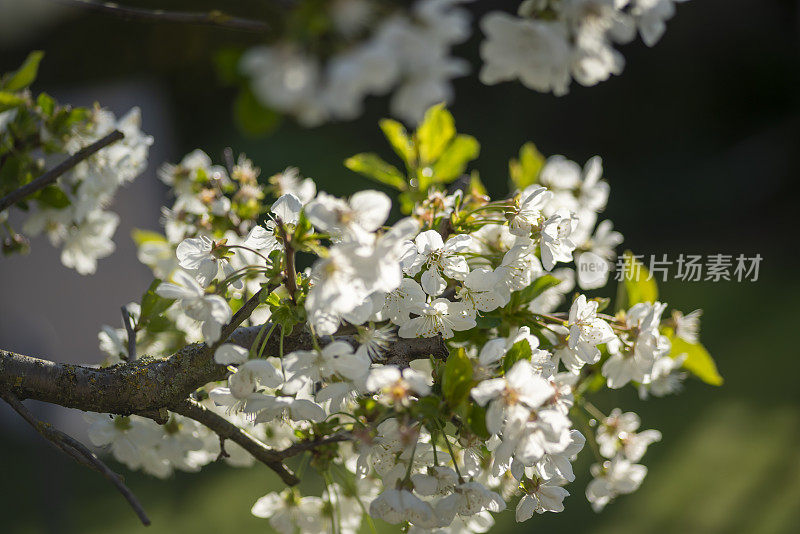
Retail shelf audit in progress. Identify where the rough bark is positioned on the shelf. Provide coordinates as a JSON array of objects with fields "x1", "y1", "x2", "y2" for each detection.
[{"x1": 0, "y1": 324, "x2": 448, "y2": 416}]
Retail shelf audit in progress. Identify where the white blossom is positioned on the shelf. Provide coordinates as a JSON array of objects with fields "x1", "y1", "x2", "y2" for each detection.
[
  {"x1": 398, "y1": 298, "x2": 476, "y2": 339},
  {"x1": 403, "y1": 230, "x2": 472, "y2": 295},
  {"x1": 155, "y1": 269, "x2": 232, "y2": 342},
  {"x1": 586, "y1": 455, "x2": 648, "y2": 511}
]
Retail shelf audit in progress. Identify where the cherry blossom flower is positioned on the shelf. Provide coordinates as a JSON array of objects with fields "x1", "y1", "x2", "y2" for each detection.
[
  {"x1": 403, "y1": 230, "x2": 472, "y2": 295},
  {"x1": 155, "y1": 269, "x2": 231, "y2": 342},
  {"x1": 397, "y1": 298, "x2": 476, "y2": 339}
]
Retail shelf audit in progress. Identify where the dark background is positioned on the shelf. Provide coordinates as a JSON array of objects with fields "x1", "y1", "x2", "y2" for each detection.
[{"x1": 0, "y1": 1, "x2": 798, "y2": 533}]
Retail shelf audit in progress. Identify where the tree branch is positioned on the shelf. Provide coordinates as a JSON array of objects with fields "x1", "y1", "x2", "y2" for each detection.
[
  {"x1": 0, "y1": 291, "x2": 447, "y2": 489},
  {"x1": 0, "y1": 130, "x2": 124, "y2": 212},
  {"x1": 216, "y1": 288, "x2": 264, "y2": 348},
  {"x1": 171, "y1": 398, "x2": 299, "y2": 485},
  {"x1": 0, "y1": 325, "x2": 447, "y2": 415},
  {"x1": 0, "y1": 389, "x2": 150, "y2": 526},
  {"x1": 273, "y1": 432, "x2": 352, "y2": 458},
  {"x1": 50, "y1": 0, "x2": 270, "y2": 33},
  {"x1": 121, "y1": 305, "x2": 136, "y2": 361}
]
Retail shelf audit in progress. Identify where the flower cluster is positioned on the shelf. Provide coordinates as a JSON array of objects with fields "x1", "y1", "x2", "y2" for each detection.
[
  {"x1": 84, "y1": 407, "x2": 295, "y2": 478},
  {"x1": 586, "y1": 408, "x2": 662, "y2": 511},
  {"x1": 480, "y1": 0, "x2": 689, "y2": 95},
  {"x1": 241, "y1": 0, "x2": 471, "y2": 125},
  {"x1": 232, "y1": 0, "x2": 689, "y2": 127},
  {"x1": 0, "y1": 53, "x2": 152, "y2": 273},
  {"x1": 85, "y1": 105, "x2": 718, "y2": 532}
]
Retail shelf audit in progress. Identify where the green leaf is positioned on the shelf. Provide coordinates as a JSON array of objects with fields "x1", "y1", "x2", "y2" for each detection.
[
  {"x1": 379, "y1": 119, "x2": 415, "y2": 166},
  {"x1": 502, "y1": 339, "x2": 533, "y2": 373},
  {"x1": 431, "y1": 134, "x2": 480, "y2": 183},
  {"x1": 442, "y1": 347, "x2": 473, "y2": 408},
  {"x1": 514, "y1": 274, "x2": 562, "y2": 306},
  {"x1": 0, "y1": 91, "x2": 25, "y2": 113},
  {"x1": 585, "y1": 372, "x2": 606, "y2": 393},
  {"x1": 3, "y1": 51, "x2": 44, "y2": 92},
  {"x1": 344, "y1": 153, "x2": 407, "y2": 191},
  {"x1": 139, "y1": 279, "x2": 175, "y2": 330},
  {"x1": 234, "y1": 88, "x2": 281, "y2": 136},
  {"x1": 617, "y1": 250, "x2": 658, "y2": 310},
  {"x1": 475, "y1": 314, "x2": 502, "y2": 330},
  {"x1": 416, "y1": 396, "x2": 443, "y2": 421},
  {"x1": 214, "y1": 47, "x2": 244, "y2": 86},
  {"x1": 131, "y1": 229, "x2": 167, "y2": 246},
  {"x1": 593, "y1": 296, "x2": 611, "y2": 313},
  {"x1": 37, "y1": 92, "x2": 55, "y2": 115},
  {"x1": 145, "y1": 314, "x2": 174, "y2": 334},
  {"x1": 469, "y1": 171, "x2": 488, "y2": 197},
  {"x1": 271, "y1": 305, "x2": 299, "y2": 336},
  {"x1": 36, "y1": 185, "x2": 70, "y2": 208},
  {"x1": 509, "y1": 142, "x2": 545, "y2": 190},
  {"x1": 416, "y1": 103, "x2": 455, "y2": 164},
  {"x1": 670, "y1": 336, "x2": 723, "y2": 386},
  {"x1": 465, "y1": 404, "x2": 490, "y2": 439}
]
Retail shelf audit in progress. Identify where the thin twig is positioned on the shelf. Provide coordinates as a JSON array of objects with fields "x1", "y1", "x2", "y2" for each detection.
[
  {"x1": 215, "y1": 287, "x2": 265, "y2": 349},
  {"x1": 273, "y1": 432, "x2": 352, "y2": 459},
  {"x1": 172, "y1": 397, "x2": 299, "y2": 485},
  {"x1": 0, "y1": 130, "x2": 124, "y2": 212},
  {"x1": 0, "y1": 389, "x2": 150, "y2": 526},
  {"x1": 222, "y1": 147, "x2": 236, "y2": 177},
  {"x1": 216, "y1": 434, "x2": 230, "y2": 461},
  {"x1": 121, "y1": 305, "x2": 137, "y2": 361},
  {"x1": 50, "y1": 0, "x2": 270, "y2": 33},
  {"x1": 276, "y1": 218, "x2": 298, "y2": 302}
]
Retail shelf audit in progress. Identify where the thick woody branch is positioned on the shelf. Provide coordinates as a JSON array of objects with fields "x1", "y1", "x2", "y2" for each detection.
[
  {"x1": 0, "y1": 325, "x2": 447, "y2": 415},
  {"x1": 0, "y1": 389, "x2": 150, "y2": 525},
  {"x1": 50, "y1": 0, "x2": 270, "y2": 33},
  {"x1": 0, "y1": 293, "x2": 447, "y2": 489},
  {"x1": 0, "y1": 130, "x2": 124, "y2": 212}
]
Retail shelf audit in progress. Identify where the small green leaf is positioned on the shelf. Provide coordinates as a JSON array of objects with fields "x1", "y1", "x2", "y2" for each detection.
[
  {"x1": 617, "y1": 250, "x2": 658, "y2": 310},
  {"x1": 379, "y1": 119, "x2": 415, "y2": 166},
  {"x1": 593, "y1": 297, "x2": 611, "y2": 313},
  {"x1": 139, "y1": 279, "x2": 175, "y2": 330},
  {"x1": 36, "y1": 185, "x2": 70, "y2": 208},
  {"x1": 416, "y1": 396, "x2": 443, "y2": 421},
  {"x1": 265, "y1": 290, "x2": 282, "y2": 307},
  {"x1": 214, "y1": 47, "x2": 244, "y2": 86},
  {"x1": 234, "y1": 88, "x2": 281, "y2": 136},
  {"x1": 0, "y1": 91, "x2": 25, "y2": 112},
  {"x1": 416, "y1": 103, "x2": 455, "y2": 165},
  {"x1": 442, "y1": 347, "x2": 473, "y2": 408},
  {"x1": 465, "y1": 404, "x2": 490, "y2": 439},
  {"x1": 509, "y1": 142, "x2": 545, "y2": 190},
  {"x1": 37, "y1": 92, "x2": 55, "y2": 115},
  {"x1": 271, "y1": 305, "x2": 299, "y2": 336},
  {"x1": 344, "y1": 153, "x2": 407, "y2": 191},
  {"x1": 514, "y1": 274, "x2": 562, "y2": 305},
  {"x1": 475, "y1": 314, "x2": 502, "y2": 330},
  {"x1": 145, "y1": 314, "x2": 174, "y2": 333},
  {"x1": 469, "y1": 171, "x2": 488, "y2": 197},
  {"x1": 585, "y1": 372, "x2": 606, "y2": 393},
  {"x1": 131, "y1": 229, "x2": 167, "y2": 246},
  {"x1": 670, "y1": 336, "x2": 723, "y2": 386},
  {"x1": 431, "y1": 134, "x2": 479, "y2": 183},
  {"x1": 3, "y1": 51, "x2": 44, "y2": 92},
  {"x1": 502, "y1": 339, "x2": 533, "y2": 373}
]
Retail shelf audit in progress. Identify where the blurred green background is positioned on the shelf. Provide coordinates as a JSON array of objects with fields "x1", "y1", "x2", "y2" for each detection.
[{"x1": 1, "y1": 1, "x2": 798, "y2": 533}]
